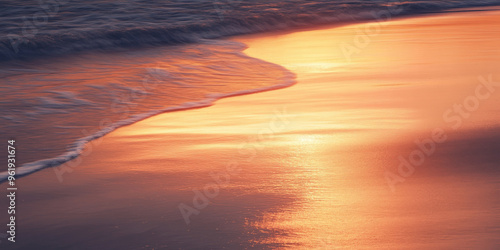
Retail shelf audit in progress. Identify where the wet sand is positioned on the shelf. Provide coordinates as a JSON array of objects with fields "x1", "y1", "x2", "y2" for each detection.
[{"x1": 3, "y1": 9, "x2": 500, "y2": 249}]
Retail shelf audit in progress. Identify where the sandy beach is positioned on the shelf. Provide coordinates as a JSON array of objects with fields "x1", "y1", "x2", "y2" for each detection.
[{"x1": 3, "y1": 9, "x2": 500, "y2": 249}]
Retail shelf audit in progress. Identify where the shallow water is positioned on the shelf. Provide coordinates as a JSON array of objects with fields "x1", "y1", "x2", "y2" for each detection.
[
  {"x1": 2, "y1": 0, "x2": 500, "y2": 182},
  {"x1": 0, "y1": 39, "x2": 293, "y2": 178},
  {"x1": 2, "y1": 9, "x2": 499, "y2": 249}
]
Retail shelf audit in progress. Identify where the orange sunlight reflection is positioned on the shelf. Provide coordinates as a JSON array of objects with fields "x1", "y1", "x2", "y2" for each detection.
[{"x1": 103, "y1": 10, "x2": 500, "y2": 249}]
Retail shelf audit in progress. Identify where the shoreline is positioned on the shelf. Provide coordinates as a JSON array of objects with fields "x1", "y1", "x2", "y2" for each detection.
[
  {"x1": 0, "y1": 40, "x2": 297, "y2": 184},
  {"x1": 2, "y1": 8, "x2": 500, "y2": 249},
  {"x1": 2, "y1": 5, "x2": 500, "y2": 183},
  {"x1": 228, "y1": 5, "x2": 500, "y2": 41},
  {"x1": 0, "y1": 67, "x2": 296, "y2": 184}
]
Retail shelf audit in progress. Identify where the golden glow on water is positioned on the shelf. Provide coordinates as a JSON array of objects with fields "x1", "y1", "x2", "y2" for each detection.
[
  {"x1": 41, "y1": 10, "x2": 500, "y2": 249},
  {"x1": 7, "y1": 8, "x2": 499, "y2": 250},
  {"x1": 231, "y1": 11, "x2": 500, "y2": 249},
  {"x1": 108, "y1": 11, "x2": 500, "y2": 246}
]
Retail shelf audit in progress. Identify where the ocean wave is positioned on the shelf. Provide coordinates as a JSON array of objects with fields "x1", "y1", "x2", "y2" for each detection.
[
  {"x1": 1, "y1": 0, "x2": 500, "y2": 182},
  {"x1": 1, "y1": 0, "x2": 500, "y2": 61},
  {"x1": 0, "y1": 70, "x2": 296, "y2": 183},
  {"x1": 0, "y1": 37, "x2": 296, "y2": 183}
]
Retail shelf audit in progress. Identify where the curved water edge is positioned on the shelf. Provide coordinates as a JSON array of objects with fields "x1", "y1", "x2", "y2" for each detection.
[
  {"x1": 2, "y1": 1, "x2": 500, "y2": 182},
  {"x1": 0, "y1": 44, "x2": 296, "y2": 183}
]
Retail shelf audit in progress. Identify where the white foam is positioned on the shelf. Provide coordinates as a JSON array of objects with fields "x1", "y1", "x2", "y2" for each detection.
[{"x1": 0, "y1": 68, "x2": 296, "y2": 183}]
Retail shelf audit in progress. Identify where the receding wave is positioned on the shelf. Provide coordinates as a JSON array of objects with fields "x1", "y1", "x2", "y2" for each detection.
[
  {"x1": 1, "y1": 0, "x2": 500, "y2": 181},
  {"x1": 0, "y1": 39, "x2": 296, "y2": 183},
  {"x1": 0, "y1": 75, "x2": 295, "y2": 183}
]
